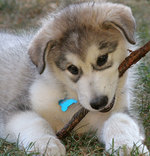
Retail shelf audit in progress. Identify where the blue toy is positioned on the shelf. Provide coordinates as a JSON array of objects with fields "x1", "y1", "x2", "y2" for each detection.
[{"x1": 58, "y1": 98, "x2": 78, "y2": 112}]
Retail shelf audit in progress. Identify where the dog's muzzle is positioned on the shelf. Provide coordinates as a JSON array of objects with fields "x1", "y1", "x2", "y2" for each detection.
[{"x1": 99, "y1": 96, "x2": 115, "y2": 113}]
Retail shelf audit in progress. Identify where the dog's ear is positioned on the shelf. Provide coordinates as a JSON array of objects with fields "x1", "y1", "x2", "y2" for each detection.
[
  {"x1": 102, "y1": 5, "x2": 136, "y2": 44},
  {"x1": 29, "y1": 39, "x2": 56, "y2": 74}
]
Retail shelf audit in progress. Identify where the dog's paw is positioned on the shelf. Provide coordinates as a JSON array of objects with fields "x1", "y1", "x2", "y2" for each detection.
[
  {"x1": 101, "y1": 113, "x2": 149, "y2": 156},
  {"x1": 33, "y1": 135, "x2": 66, "y2": 156}
]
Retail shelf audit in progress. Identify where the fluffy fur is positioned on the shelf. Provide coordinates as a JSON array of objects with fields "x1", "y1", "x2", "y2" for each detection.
[{"x1": 0, "y1": 1, "x2": 149, "y2": 155}]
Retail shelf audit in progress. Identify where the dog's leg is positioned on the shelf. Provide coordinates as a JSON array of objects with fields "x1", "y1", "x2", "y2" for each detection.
[
  {"x1": 98, "y1": 113, "x2": 149, "y2": 155},
  {"x1": 5, "y1": 111, "x2": 66, "y2": 156}
]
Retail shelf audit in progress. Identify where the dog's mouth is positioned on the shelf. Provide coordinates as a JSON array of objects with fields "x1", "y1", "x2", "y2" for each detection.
[{"x1": 99, "y1": 96, "x2": 115, "y2": 113}]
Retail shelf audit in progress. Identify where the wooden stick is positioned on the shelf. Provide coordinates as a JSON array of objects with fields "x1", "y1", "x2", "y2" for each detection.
[
  {"x1": 56, "y1": 108, "x2": 89, "y2": 139},
  {"x1": 119, "y1": 41, "x2": 150, "y2": 77},
  {"x1": 56, "y1": 41, "x2": 150, "y2": 139}
]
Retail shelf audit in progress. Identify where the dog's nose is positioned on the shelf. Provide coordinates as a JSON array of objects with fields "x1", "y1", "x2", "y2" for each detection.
[{"x1": 90, "y1": 96, "x2": 108, "y2": 110}]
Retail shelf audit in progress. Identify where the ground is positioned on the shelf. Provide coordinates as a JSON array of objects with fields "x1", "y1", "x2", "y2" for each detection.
[{"x1": 0, "y1": 0, "x2": 150, "y2": 155}]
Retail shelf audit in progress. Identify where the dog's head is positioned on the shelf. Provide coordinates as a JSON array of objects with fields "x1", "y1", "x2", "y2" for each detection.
[{"x1": 28, "y1": 2, "x2": 136, "y2": 111}]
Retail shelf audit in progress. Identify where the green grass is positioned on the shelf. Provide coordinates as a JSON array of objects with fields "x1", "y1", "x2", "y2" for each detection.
[
  {"x1": 0, "y1": 133, "x2": 148, "y2": 156},
  {"x1": 0, "y1": 0, "x2": 150, "y2": 155},
  {"x1": 63, "y1": 133, "x2": 149, "y2": 156},
  {"x1": 0, "y1": 137, "x2": 39, "y2": 156},
  {"x1": 135, "y1": 60, "x2": 150, "y2": 150},
  {"x1": 63, "y1": 132, "x2": 104, "y2": 155}
]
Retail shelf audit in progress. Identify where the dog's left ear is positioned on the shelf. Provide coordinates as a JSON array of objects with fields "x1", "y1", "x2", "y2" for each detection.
[
  {"x1": 102, "y1": 5, "x2": 136, "y2": 45},
  {"x1": 28, "y1": 37, "x2": 56, "y2": 74}
]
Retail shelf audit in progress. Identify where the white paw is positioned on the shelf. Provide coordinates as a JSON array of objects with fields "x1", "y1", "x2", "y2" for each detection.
[
  {"x1": 101, "y1": 113, "x2": 149, "y2": 156},
  {"x1": 33, "y1": 135, "x2": 66, "y2": 156}
]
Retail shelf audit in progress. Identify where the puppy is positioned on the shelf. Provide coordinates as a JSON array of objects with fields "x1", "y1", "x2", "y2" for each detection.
[{"x1": 0, "y1": 1, "x2": 149, "y2": 155}]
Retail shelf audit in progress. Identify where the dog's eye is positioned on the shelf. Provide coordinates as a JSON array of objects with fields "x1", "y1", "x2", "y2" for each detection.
[
  {"x1": 67, "y1": 65, "x2": 79, "y2": 75},
  {"x1": 97, "y1": 54, "x2": 108, "y2": 66}
]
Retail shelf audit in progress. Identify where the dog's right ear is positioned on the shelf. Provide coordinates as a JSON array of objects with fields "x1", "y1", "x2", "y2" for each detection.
[
  {"x1": 101, "y1": 4, "x2": 136, "y2": 45},
  {"x1": 28, "y1": 38, "x2": 56, "y2": 74}
]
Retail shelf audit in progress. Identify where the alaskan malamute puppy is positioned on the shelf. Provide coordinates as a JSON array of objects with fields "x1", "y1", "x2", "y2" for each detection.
[{"x1": 0, "y1": 1, "x2": 149, "y2": 155}]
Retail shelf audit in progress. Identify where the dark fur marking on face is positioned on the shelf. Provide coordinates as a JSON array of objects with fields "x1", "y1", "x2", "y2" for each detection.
[
  {"x1": 92, "y1": 63, "x2": 113, "y2": 71},
  {"x1": 99, "y1": 41, "x2": 118, "y2": 53},
  {"x1": 58, "y1": 27, "x2": 89, "y2": 61},
  {"x1": 55, "y1": 55, "x2": 68, "y2": 71}
]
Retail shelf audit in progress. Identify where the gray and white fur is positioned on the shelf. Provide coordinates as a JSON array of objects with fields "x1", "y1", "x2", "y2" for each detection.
[{"x1": 0, "y1": 1, "x2": 149, "y2": 155}]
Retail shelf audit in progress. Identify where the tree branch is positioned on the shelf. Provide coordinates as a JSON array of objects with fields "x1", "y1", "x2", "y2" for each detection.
[
  {"x1": 119, "y1": 41, "x2": 150, "y2": 77},
  {"x1": 56, "y1": 108, "x2": 89, "y2": 139},
  {"x1": 56, "y1": 41, "x2": 150, "y2": 139}
]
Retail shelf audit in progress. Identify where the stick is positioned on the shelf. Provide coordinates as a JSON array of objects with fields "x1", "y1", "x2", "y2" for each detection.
[
  {"x1": 56, "y1": 41, "x2": 150, "y2": 139},
  {"x1": 56, "y1": 108, "x2": 89, "y2": 139},
  {"x1": 119, "y1": 41, "x2": 150, "y2": 77}
]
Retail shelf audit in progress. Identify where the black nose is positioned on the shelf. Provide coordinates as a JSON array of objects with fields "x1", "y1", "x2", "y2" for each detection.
[{"x1": 90, "y1": 96, "x2": 108, "y2": 110}]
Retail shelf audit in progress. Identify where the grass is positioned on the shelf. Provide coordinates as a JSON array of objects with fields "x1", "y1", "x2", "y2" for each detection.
[
  {"x1": 63, "y1": 133, "x2": 149, "y2": 156},
  {"x1": 0, "y1": 0, "x2": 150, "y2": 155},
  {"x1": 0, "y1": 133, "x2": 148, "y2": 156},
  {"x1": 0, "y1": 0, "x2": 59, "y2": 29},
  {"x1": 135, "y1": 60, "x2": 150, "y2": 150},
  {"x1": 0, "y1": 138, "x2": 38, "y2": 156}
]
